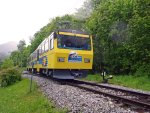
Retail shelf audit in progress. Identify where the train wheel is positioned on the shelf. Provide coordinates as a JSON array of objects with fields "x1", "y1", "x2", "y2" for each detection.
[{"x1": 48, "y1": 70, "x2": 52, "y2": 77}]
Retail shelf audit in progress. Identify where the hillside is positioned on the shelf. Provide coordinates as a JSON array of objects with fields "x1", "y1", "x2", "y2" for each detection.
[{"x1": 0, "y1": 41, "x2": 17, "y2": 60}]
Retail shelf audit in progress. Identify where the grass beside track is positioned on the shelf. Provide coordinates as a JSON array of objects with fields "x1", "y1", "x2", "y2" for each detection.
[
  {"x1": 0, "y1": 78, "x2": 67, "y2": 113},
  {"x1": 83, "y1": 74, "x2": 150, "y2": 91}
]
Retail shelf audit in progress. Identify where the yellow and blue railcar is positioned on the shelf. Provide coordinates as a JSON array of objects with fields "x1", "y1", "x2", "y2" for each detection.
[{"x1": 27, "y1": 29, "x2": 93, "y2": 79}]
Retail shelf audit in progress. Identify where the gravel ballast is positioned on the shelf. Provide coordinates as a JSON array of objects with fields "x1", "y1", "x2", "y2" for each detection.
[{"x1": 23, "y1": 74, "x2": 136, "y2": 113}]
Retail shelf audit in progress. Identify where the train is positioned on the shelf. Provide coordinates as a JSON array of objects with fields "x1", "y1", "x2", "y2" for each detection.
[{"x1": 27, "y1": 29, "x2": 93, "y2": 79}]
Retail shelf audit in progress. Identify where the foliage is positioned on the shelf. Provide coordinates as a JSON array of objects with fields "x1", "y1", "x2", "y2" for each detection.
[
  {"x1": 74, "y1": 0, "x2": 93, "y2": 20},
  {"x1": 0, "y1": 60, "x2": 2, "y2": 70},
  {"x1": 17, "y1": 39, "x2": 26, "y2": 52},
  {"x1": 91, "y1": 0, "x2": 103, "y2": 9},
  {"x1": 10, "y1": 51, "x2": 20, "y2": 66},
  {"x1": 0, "y1": 79, "x2": 67, "y2": 113},
  {"x1": 87, "y1": 0, "x2": 150, "y2": 75},
  {"x1": 30, "y1": 15, "x2": 88, "y2": 53},
  {"x1": 0, "y1": 67, "x2": 21, "y2": 87},
  {"x1": 10, "y1": 42, "x2": 30, "y2": 67},
  {"x1": 135, "y1": 64, "x2": 150, "y2": 77},
  {"x1": 1, "y1": 58, "x2": 14, "y2": 69}
]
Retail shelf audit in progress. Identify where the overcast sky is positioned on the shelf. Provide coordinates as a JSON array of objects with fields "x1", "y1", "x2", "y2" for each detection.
[{"x1": 0, "y1": 0, "x2": 85, "y2": 45}]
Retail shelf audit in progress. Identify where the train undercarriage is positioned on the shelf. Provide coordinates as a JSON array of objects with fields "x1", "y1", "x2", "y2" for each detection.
[{"x1": 27, "y1": 68, "x2": 88, "y2": 79}]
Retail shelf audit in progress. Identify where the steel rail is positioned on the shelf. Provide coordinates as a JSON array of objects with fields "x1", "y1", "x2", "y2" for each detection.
[
  {"x1": 66, "y1": 82, "x2": 150, "y2": 109},
  {"x1": 73, "y1": 79, "x2": 150, "y2": 97}
]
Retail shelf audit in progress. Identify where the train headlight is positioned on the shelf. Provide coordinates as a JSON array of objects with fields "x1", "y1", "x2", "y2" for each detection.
[
  {"x1": 58, "y1": 57, "x2": 65, "y2": 62},
  {"x1": 84, "y1": 58, "x2": 90, "y2": 63}
]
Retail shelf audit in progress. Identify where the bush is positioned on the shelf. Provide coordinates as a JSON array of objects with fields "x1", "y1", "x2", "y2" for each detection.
[
  {"x1": 135, "y1": 64, "x2": 150, "y2": 77},
  {"x1": 0, "y1": 68, "x2": 22, "y2": 87},
  {"x1": 1, "y1": 58, "x2": 14, "y2": 69}
]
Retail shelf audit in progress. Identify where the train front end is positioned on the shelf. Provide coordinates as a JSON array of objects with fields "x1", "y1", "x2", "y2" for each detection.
[{"x1": 53, "y1": 30, "x2": 93, "y2": 79}]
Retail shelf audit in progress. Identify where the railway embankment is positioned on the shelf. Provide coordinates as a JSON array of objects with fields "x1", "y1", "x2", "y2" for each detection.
[{"x1": 23, "y1": 73, "x2": 140, "y2": 113}]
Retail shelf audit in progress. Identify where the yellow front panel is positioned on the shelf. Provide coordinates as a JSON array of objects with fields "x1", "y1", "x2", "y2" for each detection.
[{"x1": 53, "y1": 49, "x2": 93, "y2": 69}]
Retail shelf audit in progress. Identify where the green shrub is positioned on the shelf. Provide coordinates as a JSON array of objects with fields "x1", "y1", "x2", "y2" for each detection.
[
  {"x1": 135, "y1": 64, "x2": 150, "y2": 77},
  {"x1": 0, "y1": 68, "x2": 21, "y2": 87},
  {"x1": 1, "y1": 58, "x2": 14, "y2": 69}
]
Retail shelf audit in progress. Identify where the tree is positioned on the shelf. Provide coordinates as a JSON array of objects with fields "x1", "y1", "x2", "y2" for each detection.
[
  {"x1": 87, "y1": 0, "x2": 150, "y2": 75},
  {"x1": 74, "y1": 0, "x2": 93, "y2": 20},
  {"x1": 1, "y1": 58, "x2": 14, "y2": 69},
  {"x1": 10, "y1": 51, "x2": 20, "y2": 66},
  {"x1": 30, "y1": 15, "x2": 88, "y2": 53},
  {"x1": 17, "y1": 40, "x2": 26, "y2": 52},
  {"x1": 10, "y1": 40, "x2": 30, "y2": 67}
]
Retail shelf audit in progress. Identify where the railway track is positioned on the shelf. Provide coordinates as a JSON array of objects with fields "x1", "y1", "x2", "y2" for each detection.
[
  {"x1": 29, "y1": 73, "x2": 150, "y2": 111},
  {"x1": 61, "y1": 79, "x2": 150, "y2": 111}
]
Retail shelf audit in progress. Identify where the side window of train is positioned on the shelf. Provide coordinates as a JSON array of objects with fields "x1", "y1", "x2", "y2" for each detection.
[
  {"x1": 45, "y1": 39, "x2": 49, "y2": 51},
  {"x1": 50, "y1": 33, "x2": 54, "y2": 50},
  {"x1": 41, "y1": 44, "x2": 44, "y2": 54},
  {"x1": 41, "y1": 46, "x2": 43, "y2": 54},
  {"x1": 33, "y1": 52, "x2": 35, "y2": 60},
  {"x1": 34, "y1": 51, "x2": 36, "y2": 59},
  {"x1": 39, "y1": 46, "x2": 42, "y2": 55},
  {"x1": 41, "y1": 45, "x2": 43, "y2": 54},
  {"x1": 51, "y1": 34, "x2": 54, "y2": 50},
  {"x1": 49, "y1": 39, "x2": 51, "y2": 50},
  {"x1": 43, "y1": 44, "x2": 45, "y2": 53},
  {"x1": 43, "y1": 43, "x2": 45, "y2": 52}
]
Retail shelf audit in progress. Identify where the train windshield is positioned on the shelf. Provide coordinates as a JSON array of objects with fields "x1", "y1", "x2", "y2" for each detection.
[{"x1": 57, "y1": 35, "x2": 91, "y2": 50}]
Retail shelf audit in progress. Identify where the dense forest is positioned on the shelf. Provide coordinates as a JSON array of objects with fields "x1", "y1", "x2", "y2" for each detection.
[{"x1": 2, "y1": 0, "x2": 149, "y2": 77}]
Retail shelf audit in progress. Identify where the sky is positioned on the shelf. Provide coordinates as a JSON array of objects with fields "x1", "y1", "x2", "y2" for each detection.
[{"x1": 0, "y1": 0, "x2": 86, "y2": 45}]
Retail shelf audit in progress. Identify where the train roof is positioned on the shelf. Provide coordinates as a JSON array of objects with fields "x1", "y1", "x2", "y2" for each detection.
[{"x1": 57, "y1": 29, "x2": 89, "y2": 35}]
